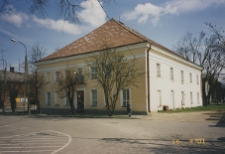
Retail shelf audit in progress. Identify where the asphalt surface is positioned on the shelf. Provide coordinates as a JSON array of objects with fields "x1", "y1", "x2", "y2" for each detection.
[{"x1": 0, "y1": 111, "x2": 224, "y2": 154}]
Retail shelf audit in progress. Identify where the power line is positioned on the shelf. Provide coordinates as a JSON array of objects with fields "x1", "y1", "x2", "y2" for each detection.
[{"x1": 132, "y1": 0, "x2": 190, "y2": 26}]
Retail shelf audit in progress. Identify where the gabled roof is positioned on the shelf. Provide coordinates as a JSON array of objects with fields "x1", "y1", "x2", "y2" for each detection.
[{"x1": 40, "y1": 18, "x2": 175, "y2": 62}]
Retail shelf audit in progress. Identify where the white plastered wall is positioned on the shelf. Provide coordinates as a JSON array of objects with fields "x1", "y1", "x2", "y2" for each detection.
[{"x1": 149, "y1": 46, "x2": 202, "y2": 112}]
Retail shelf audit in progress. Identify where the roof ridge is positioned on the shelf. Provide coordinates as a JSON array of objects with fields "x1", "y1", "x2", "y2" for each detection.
[{"x1": 112, "y1": 19, "x2": 148, "y2": 42}]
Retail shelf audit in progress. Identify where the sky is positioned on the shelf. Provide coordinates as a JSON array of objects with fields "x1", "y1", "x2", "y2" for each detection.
[{"x1": 0, "y1": 0, "x2": 225, "y2": 72}]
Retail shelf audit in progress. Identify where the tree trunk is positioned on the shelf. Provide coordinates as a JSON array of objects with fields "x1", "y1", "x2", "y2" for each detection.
[
  {"x1": 70, "y1": 100, "x2": 75, "y2": 115},
  {"x1": 36, "y1": 99, "x2": 41, "y2": 114},
  {"x1": 11, "y1": 99, "x2": 16, "y2": 113}
]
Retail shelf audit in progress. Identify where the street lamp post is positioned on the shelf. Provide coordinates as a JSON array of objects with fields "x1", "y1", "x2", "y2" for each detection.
[
  {"x1": 0, "y1": 59, "x2": 7, "y2": 113},
  {"x1": 11, "y1": 39, "x2": 29, "y2": 113}
]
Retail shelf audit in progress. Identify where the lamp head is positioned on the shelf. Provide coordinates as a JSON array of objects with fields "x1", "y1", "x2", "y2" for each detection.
[{"x1": 11, "y1": 39, "x2": 18, "y2": 43}]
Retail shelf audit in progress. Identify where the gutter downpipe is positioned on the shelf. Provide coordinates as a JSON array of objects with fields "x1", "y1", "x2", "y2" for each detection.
[{"x1": 147, "y1": 44, "x2": 151, "y2": 113}]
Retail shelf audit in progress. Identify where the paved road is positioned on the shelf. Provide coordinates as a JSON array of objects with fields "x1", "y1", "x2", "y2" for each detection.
[{"x1": 0, "y1": 112, "x2": 224, "y2": 154}]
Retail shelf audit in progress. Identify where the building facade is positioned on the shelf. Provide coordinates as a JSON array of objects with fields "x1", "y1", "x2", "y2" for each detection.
[{"x1": 36, "y1": 19, "x2": 202, "y2": 115}]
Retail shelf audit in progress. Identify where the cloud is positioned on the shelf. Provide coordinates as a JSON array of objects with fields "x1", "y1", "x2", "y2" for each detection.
[
  {"x1": 77, "y1": 0, "x2": 106, "y2": 27},
  {"x1": 31, "y1": 0, "x2": 106, "y2": 35},
  {"x1": 122, "y1": 2, "x2": 177, "y2": 25},
  {"x1": 170, "y1": 0, "x2": 225, "y2": 13},
  {"x1": 0, "y1": 5, "x2": 28, "y2": 27},
  {"x1": 0, "y1": 0, "x2": 106, "y2": 35},
  {"x1": 32, "y1": 16, "x2": 82, "y2": 35},
  {"x1": 122, "y1": 0, "x2": 225, "y2": 25}
]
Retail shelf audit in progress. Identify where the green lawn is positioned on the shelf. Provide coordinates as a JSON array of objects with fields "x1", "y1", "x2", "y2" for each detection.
[{"x1": 159, "y1": 104, "x2": 225, "y2": 113}]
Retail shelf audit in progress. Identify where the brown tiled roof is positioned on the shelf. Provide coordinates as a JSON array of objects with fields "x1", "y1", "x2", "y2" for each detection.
[{"x1": 40, "y1": 18, "x2": 184, "y2": 62}]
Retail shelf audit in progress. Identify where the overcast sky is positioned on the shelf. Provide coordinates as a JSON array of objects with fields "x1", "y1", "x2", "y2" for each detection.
[{"x1": 0, "y1": 0, "x2": 225, "y2": 72}]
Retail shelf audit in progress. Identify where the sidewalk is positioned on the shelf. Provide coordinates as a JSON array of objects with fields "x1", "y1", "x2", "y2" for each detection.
[{"x1": 137, "y1": 111, "x2": 225, "y2": 123}]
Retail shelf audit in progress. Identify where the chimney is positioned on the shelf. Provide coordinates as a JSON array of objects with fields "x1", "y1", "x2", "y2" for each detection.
[{"x1": 10, "y1": 67, "x2": 14, "y2": 72}]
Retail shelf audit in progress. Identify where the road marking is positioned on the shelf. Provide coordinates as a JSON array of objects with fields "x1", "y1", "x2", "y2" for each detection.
[
  {"x1": 1, "y1": 127, "x2": 27, "y2": 132},
  {"x1": 2, "y1": 146, "x2": 61, "y2": 148},
  {"x1": 0, "y1": 125, "x2": 8, "y2": 128},
  {"x1": 0, "y1": 150, "x2": 54, "y2": 153},
  {"x1": 50, "y1": 130, "x2": 72, "y2": 154},
  {"x1": 0, "y1": 130, "x2": 72, "y2": 154}
]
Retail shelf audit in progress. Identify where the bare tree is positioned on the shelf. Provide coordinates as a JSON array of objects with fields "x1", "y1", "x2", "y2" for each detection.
[
  {"x1": 7, "y1": 73, "x2": 24, "y2": 113},
  {"x1": 0, "y1": 0, "x2": 115, "y2": 23},
  {"x1": 28, "y1": 71, "x2": 44, "y2": 114},
  {"x1": 175, "y1": 23, "x2": 225, "y2": 105},
  {"x1": 176, "y1": 31, "x2": 205, "y2": 64},
  {"x1": 28, "y1": 44, "x2": 46, "y2": 114},
  {"x1": 89, "y1": 44, "x2": 144, "y2": 116},
  {"x1": 57, "y1": 68, "x2": 82, "y2": 115},
  {"x1": 29, "y1": 44, "x2": 46, "y2": 72},
  {"x1": 8, "y1": 81, "x2": 19, "y2": 113}
]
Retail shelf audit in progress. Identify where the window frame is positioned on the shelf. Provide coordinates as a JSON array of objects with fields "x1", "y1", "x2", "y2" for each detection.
[
  {"x1": 156, "y1": 63, "x2": 161, "y2": 77},
  {"x1": 91, "y1": 89, "x2": 98, "y2": 106},
  {"x1": 122, "y1": 89, "x2": 130, "y2": 107},
  {"x1": 55, "y1": 71, "x2": 60, "y2": 82},
  {"x1": 181, "y1": 91, "x2": 185, "y2": 105},
  {"x1": 190, "y1": 92, "x2": 193, "y2": 104},
  {"x1": 197, "y1": 92, "x2": 200, "y2": 104},
  {"x1": 170, "y1": 67, "x2": 174, "y2": 80},
  {"x1": 197, "y1": 75, "x2": 199, "y2": 85},
  {"x1": 46, "y1": 91, "x2": 51, "y2": 105},
  {"x1": 77, "y1": 68, "x2": 83, "y2": 75},
  {"x1": 181, "y1": 71, "x2": 184, "y2": 84},
  {"x1": 45, "y1": 72, "x2": 50, "y2": 83},
  {"x1": 64, "y1": 96, "x2": 69, "y2": 106},
  {"x1": 90, "y1": 66, "x2": 97, "y2": 80},
  {"x1": 190, "y1": 73, "x2": 192, "y2": 83},
  {"x1": 157, "y1": 90, "x2": 162, "y2": 107}
]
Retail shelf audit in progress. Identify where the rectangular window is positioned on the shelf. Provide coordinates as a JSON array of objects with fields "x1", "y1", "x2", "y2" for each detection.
[
  {"x1": 46, "y1": 92, "x2": 51, "y2": 105},
  {"x1": 77, "y1": 68, "x2": 82, "y2": 75},
  {"x1": 197, "y1": 92, "x2": 200, "y2": 104},
  {"x1": 156, "y1": 63, "x2": 161, "y2": 77},
  {"x1": 91, "y1": 89, "x2": 98, "y2": 106},
  {"x1": 181, "y1": 91, "x2": 185, "y2": 105},
  {"x1": 54, "y1": 92, "x2": 60, "y2": 106},
  {"x1": 157, "y1": 90, "x2": 162, "y2": 106},
  {"x1": 181, "y1": 71, "x2": 184, "y2": 83},
  {"x1": 170, "y1": 67, "x2": 174, "y2": 80},
  {"x1": 190, "y1": 92, "x2": 193, "y2": 104},
  {"x1": 64, "y1": 97, "x2": 69, "y2": 106},
  {"x1": 55, "y1": 71, "x2": 60, "y2": 82},
  {"x1": 123, "y1": 89, "x2": 130, "y2": 106},
  {"x1": 190, "y1": 73, "x2": 192, "y2": 83},
  {"x1": 90, "y1": 67, "x2": 97, "y2": 79},
  {"x1": 46, "y1": 72, "x2": 50, "y2": 83},
  {"x1": 197, "y1": 75, "x2": 199, "y2": 85},
  {"x1": 76, "y1": 68, "x2": 83, "y2": 83},
  {"x1": 171, "y1": 90, "x2": 174, "y2": 109}
]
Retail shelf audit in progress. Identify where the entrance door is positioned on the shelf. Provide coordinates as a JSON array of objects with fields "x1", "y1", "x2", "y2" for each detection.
[{"x1": 77, "y1": 91, "x2": 84, "y2": 110}]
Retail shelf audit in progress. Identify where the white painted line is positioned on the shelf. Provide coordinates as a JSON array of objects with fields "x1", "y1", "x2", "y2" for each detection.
[
  {"x1": 0, "y1": 130, "x2": 71, "y2": 154},
  {"x1": 1, "y1": 127, "x2": 27, "y2": 132},
  {"x1": 0, "y1": 143, "x2": 65, "y2": 146},
  {"x1": 2, "y1": 146, "x2": 61, "y2": 148},
  {"x1": 1, "y1": 150, "x2": 54, "y2": 153},
  {"x1": 49, "y1": 130, "x2": 72, "y2": 154},
  {"x1": 0, "y1": 130, "x2": 50, "y2": 138},
  {"x1": 2, "y1": 137, "x2": 67, "y2": 141},
  {"x1": 0, "y1": 125, "x2": 8, "y2": 128},
  {"x1": 2, "y1": 140, "x2": 67, "y2": 143}
]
